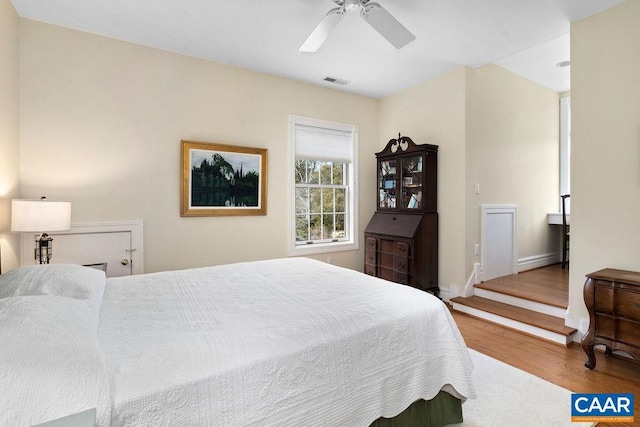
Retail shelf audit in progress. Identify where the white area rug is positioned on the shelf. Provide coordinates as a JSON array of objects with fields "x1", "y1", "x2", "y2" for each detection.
[{"x1": 447, "y1": 349, "x2": 595, "y2": 427}]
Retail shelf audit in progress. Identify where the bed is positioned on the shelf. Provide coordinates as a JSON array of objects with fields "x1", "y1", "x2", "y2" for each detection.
[{"x1": 0, "y1": 257, "x2": 475, "y2": 426}]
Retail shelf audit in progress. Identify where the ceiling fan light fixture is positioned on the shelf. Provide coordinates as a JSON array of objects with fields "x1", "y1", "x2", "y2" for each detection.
[{"x1": 344, "y1": 0, "x2": 361, "y2": 12}]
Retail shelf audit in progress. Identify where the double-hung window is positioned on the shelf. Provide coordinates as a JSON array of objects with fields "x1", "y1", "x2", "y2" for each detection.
[{"x1": 288, "y1": 115, "x2": 358, "y2": 255}]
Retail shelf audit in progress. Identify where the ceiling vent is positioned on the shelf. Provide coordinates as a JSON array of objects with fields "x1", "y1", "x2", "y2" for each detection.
[{"x1": 323, "y1": 76, "x2": 350, "y2": 85}]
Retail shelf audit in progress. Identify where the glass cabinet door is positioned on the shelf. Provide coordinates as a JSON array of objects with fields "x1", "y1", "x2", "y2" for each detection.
[
  {"x1": 378, "y1": 159, "x2": 397, "y2": 208},
  {"x1": 401, "y1": 155, "x2": 423, "y2": 209}
]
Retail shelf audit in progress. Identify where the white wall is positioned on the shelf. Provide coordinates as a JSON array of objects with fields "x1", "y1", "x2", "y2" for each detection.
[
  {"x1": 380, "y1": 64, "x2": 560, "y2": 296},
  {"x1": 0, "y1": 0, "x2": 20, "y2": 272},
  {"x1": 568, "y1": 0, "x2": 640, "y2": 330},
  {"x1": 379, "y1": 68, "x2": 468, "y2": 295},
  {"x1": 18, "y1": 19, "x2": 379, "y2": 273},
  {"x1": 466, "y1": 64, "x2": 560, "y2": 273}
]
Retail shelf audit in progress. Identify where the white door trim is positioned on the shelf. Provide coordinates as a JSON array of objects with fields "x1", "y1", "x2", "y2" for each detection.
[{"x1": 20, "y1": 220, "x2": 144, "y2": 274}]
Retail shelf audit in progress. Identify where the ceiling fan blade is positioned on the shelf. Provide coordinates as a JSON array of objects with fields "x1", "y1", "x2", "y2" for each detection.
[
  {"x1": 361, "y1": 2, "x2": 415, "y2": 49},
  {"x1": 299, "y1": 7, "x2": 344, "y2": 52}
]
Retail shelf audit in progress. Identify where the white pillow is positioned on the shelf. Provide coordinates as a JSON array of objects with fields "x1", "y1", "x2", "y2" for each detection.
[
  {"x1": 0, "y1": 264, "x2": 105, "y2": 309},
  {"x1": 0, "y1": 296, "x2": 111, "y2": 427}
]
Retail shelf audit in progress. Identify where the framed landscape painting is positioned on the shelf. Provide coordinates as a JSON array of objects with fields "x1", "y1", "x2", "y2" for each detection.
[{"x1": 181, "y1": 140, "x2": 268, "y2": 216}]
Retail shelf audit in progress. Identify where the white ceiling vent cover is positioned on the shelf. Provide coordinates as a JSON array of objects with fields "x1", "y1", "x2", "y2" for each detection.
[{"x1": 323, "y1": 76, "x2": 350, "y2": 85}]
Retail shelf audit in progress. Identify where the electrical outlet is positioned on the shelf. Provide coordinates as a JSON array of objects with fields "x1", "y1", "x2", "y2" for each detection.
[
  {"x1": 474, "y1": 244, "x2": 480, "y2": 255},
  {"x1": 327, "y1": 257, "x2": 333, "y2": 264}
]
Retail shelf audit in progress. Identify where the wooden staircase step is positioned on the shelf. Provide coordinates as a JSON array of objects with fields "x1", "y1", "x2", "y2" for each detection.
[
  {"x1": 450, "y1": 296, "x2": 577, "y2": 344},
  {"x1": 472, "y1": 287, "x2": 567, "y2": 318},
  {"x1": 474, "y1": 278, "x2": 567, "y2": 308}
]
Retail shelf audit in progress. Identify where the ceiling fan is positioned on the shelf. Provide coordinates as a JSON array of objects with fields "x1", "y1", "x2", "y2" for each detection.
[{"x1": 299, "y1": 0, "x2": 416, "y2": 52}]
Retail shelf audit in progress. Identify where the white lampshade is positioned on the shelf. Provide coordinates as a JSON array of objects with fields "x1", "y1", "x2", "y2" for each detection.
[{"x1": 11, "y1": 198, "x2": 72, "y2": 233}]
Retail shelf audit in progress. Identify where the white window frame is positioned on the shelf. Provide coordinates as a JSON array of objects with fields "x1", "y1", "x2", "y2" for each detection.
[
  {"x1": 560, "y1": 96, "x2": 570, "y2": 212},
  {"x1": 288, "y1": 115, "x2": 359, "y2": 256}
]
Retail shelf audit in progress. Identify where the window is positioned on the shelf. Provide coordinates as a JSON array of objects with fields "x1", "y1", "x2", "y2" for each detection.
[
  {"x1": 288, "y1": 115, "x2": 358, "y2": 255},
  {"x1": 560, "y1": 96, "x2": 570, "y2": 211}
]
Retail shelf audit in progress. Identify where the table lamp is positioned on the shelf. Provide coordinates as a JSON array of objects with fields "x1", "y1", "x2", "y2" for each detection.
[{"x1": 11, "y1": 197, "x2": 71, "y2": 264}]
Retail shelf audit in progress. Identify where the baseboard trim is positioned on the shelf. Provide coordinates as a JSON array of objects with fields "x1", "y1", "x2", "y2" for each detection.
[
  {"x1": 458, "y1": 263, "x2": 482, "y2": 298},
  {"x1": 439, "y1": 287, "x2": 451, "y2": 302},
  {"x1": 518, "y1": 252, "x2": 560, "y2": 272}
]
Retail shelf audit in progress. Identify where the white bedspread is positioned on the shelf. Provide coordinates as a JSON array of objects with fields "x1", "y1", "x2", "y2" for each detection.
[{"x1": 98, "y1": 257, "x2": 475, "y2": 426}]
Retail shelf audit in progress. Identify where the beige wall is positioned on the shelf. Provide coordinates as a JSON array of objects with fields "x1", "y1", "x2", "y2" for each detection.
[
  {"x1": 568, "y1": 0, "x2": 640, "y2": 330},
  {"x1": 466, "y1": 64, "x2": 560, "y2": 273},
  {"x1": 5, "y1": 0, "x2": 636, "y2": 339},
  {"x1": 11, "y1": 13, "x2": 562, "y2": 296},
  {"x1": 0, "y1": 0, "x2": 20, "y2": 272},
  {"x1": 18, "y1": 19, "x2": 379, "y2": 273},
  {"x1": 380, "y1": 64, "x2": 559, "y2": 294},
  {"x1": 379, "y1": 68, "x2": 468, "y2": 293}
]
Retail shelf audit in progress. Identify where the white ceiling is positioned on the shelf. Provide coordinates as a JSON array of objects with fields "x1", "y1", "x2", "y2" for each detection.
[{"x1": 10, "y1": 0, "x2": 626, "y2": 98}]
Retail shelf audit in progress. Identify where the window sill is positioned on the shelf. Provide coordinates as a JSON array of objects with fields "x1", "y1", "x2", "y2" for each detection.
[{"x1": 289, "y1": 240, "x2": 358, "y2": 256}]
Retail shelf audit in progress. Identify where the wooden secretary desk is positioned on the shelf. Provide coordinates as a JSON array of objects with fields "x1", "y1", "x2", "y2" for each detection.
[{"x1": 364, "y1": 135, "x2": 439, "y2": 296}]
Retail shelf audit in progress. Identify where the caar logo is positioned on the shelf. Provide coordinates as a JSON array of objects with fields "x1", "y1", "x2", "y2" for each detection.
[{"x1": 571, "y1": 393, "x2": 634, "y2": 422}]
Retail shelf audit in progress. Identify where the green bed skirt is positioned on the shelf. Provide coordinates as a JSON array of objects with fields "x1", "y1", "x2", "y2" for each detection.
[{"x1": 369, "y1": 391, "x2": 463, "y2": 427}]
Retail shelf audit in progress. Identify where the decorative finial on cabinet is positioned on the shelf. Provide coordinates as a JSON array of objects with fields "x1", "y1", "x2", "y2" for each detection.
[{"x1": 388, "y1": 133, "x2": 413, "y2": 153}]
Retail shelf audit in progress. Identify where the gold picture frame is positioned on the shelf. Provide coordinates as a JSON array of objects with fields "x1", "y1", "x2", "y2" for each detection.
[{"x1": 181, "y1": 140, "x2": 268, "y2": 216}]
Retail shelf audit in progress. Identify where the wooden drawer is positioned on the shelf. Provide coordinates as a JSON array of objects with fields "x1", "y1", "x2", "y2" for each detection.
[
  {"x1": 364, "y1": 264, "x2": 376, "y2": 276},
  {"x1": 395, "y1": 241, "x2": 411, "y2": 257},
  {"x1": 365, "y1": 237, "x2": 377, "y2": 251},
  {"x1": 595, "y1": 281, "x2": 640, "y2": 321},
  {"x1": 395, "y1": 272, "x2": 409, "y2": 284},
  {"x1": 395, "y1": 257, "x2": 409, "y2": 273},
  {"x1": 380, "y1": 239, "x2": 395, "y2": 254},
  {"x1": 379, "y1": 252, "x2": 395, "y2": 270},
  {"x1": 596, "y1": 313, "x2": 640, "y2": 349},
  {"x1": 379, "y1": 266, "x2": 395, "y2": 282},
  {"x1": 365, "y1": 250, "x2": 377, "y2": 266}
]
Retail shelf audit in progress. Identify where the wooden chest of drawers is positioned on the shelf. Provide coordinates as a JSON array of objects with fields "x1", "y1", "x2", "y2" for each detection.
[
  {"x1": 364, "y1": 213, "x2": 438, "y2": 296},
  {"x1": 365, "y1": 236, "x2": 412, "y2": 285},
  {"x1": 581, "y1": 268, "x2": 640, "y2": 369}
]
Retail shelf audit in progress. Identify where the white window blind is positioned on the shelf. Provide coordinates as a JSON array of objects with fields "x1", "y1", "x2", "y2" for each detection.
[{"x1": 294, "y1": 125, "x2": 354, "y2": 163}]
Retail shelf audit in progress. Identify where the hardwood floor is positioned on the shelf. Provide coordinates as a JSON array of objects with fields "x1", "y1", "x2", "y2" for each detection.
[
  {"x1": 450, "y1": 264, "x2": 640, "y2": 426},
  {"x1": 474, "y1": 262, "x2": 569, "y2": 308}
]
